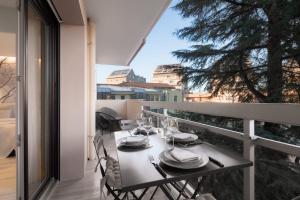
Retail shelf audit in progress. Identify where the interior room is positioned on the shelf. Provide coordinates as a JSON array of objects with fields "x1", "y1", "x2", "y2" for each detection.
[{"x1": 0, "y1": 0, "x2": 17, "y2": 199}]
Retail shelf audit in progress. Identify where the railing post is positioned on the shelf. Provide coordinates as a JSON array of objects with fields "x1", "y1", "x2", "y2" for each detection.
[{"x1": 243, "y1": 119, "x2": 255, "y2": 200}]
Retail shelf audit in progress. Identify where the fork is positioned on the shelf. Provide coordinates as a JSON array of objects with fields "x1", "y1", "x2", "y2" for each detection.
[{"x1": 148, "y1": 155, "x2": 167, "y2": 178}]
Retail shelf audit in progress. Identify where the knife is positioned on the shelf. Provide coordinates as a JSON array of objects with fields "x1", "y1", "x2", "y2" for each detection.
[
  {"x1": 209, "y1": 156, "x2": 224, "y2": 168},
  {"x1": 148, "y1": 155, "x2": 167, "y2": 178}
]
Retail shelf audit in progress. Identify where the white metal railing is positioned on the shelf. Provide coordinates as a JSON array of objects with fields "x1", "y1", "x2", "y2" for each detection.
[{"x1": 140, "y1": 101, "x2": 300, "y2": 200}]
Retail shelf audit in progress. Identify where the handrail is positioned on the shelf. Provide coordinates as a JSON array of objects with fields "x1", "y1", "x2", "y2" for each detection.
[
  {"x1": 143, "y1": 110, "x2": 244, "y2": 141},
  {"x1": 141, "y1": 101, "x2": 300, "y2": 126}
]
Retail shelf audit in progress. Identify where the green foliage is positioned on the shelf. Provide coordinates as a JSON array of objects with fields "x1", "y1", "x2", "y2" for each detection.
[{"x1": 173, "y1": 0, "x2": 300, "y2": 103}]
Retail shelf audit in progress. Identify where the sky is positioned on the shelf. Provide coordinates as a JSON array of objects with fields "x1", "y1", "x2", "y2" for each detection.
[{"x1": 95, "y1": 0, "x2": 191, "y2": 84}]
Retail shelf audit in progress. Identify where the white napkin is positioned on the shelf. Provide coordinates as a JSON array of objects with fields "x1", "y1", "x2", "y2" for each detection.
[
  {"x1": 170, "y1": 148, "x2": 199, "y2": 163},
  {"x1": 125, "y1": 136, "x2": 146, "y2": 144},
  {"x1": 173, "y1": 133, "x2": 195, "y2": 140}
]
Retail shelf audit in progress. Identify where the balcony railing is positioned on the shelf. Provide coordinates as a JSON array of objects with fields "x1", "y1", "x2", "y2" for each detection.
[{"x1": 96, "y1": 100, "x2": 300, "y2": 200}]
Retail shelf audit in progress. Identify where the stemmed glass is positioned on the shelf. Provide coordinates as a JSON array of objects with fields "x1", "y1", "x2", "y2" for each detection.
[
  {"x1": 160, "y1": 116, "x2": 169, "y2": 139},
  {"x1": 144, "y1": 117, "x2": 153, "y2": 145},
  {"x1": 136, "y1": 113, "x2": 145, "y2": 130},
  {"x1": 168, "y1": 118, "x2": 179, "y2": 149}
]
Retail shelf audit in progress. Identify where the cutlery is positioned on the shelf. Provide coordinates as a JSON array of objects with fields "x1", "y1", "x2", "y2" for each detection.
[
  {"x1": 209, "y1": 156, "x2": 224, "y2": 168},
  {"x1": 148, "y1": 155, "x2": 167, "y2": 178}
]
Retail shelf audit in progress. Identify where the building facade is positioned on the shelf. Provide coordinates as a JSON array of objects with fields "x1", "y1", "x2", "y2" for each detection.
[
  {"x1": 97, "y1": 82, "x2": 183, "y2": 103},
  {"x1": 151, "y1": 64, "x2": 186, "y2": 90},
  {"x1": 105, "y1": 69, "x2": 146, "y2": 84}
]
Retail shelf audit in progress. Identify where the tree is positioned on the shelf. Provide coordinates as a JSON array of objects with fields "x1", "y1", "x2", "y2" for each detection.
[
  {"x1": 172, "y1": 0, "x2": 300, "y2": 103},
  {"x1": 171, "y1": 1, "x2": 300, "y2": 199}
]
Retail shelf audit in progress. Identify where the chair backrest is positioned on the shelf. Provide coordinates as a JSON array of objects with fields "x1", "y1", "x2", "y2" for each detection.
[
  {"x1": 93, "y1": 133, "x2": 107, "y2": 158},
  {"x1": 93, "y1": 133, "x2": 108, "y2": 177}
]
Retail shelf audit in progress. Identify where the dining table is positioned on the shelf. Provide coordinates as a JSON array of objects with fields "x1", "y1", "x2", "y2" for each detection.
[{"x1": 113, "y1": 129, "x2": 253, "y2": 199}]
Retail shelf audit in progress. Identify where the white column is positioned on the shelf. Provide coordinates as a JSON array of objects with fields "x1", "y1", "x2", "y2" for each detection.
[
  {"x1": 60, "y1": 24, "x2": 87, "y2": 181},
  {"x1": 243, "y1": 119, "x2": 255, "y2": 200},
  {"x1": 87, "y1": 19, "x2": 96, "y2": 160}
]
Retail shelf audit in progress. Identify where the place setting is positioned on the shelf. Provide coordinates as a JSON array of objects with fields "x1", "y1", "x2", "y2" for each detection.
[
  {"x1": 117, "y1": 135, "x2": 152, "y2": 151},
  {"x1": 132, "y1": 113, "x2": 157, "y2": 135},
  {"x1": 117, "y1": 114, "x2": 156, "y2": 151},
  {"x1": 158, "y1": 147, "x2": 209, "y2": 170},
  {"x1": 161, "y1": 117, "x2": 202, "y2": 147}
]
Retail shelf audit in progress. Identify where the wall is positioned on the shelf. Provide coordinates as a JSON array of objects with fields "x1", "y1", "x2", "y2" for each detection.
[
  {"x1": 96, "y1": 100, "x2": 127, "y2": 119},
  {"x1": 60, "y1": 24, "x2": 87, "y2": 181},
  {"x1": 95, "y1": 99, "x2": 143, "y2": 120}
]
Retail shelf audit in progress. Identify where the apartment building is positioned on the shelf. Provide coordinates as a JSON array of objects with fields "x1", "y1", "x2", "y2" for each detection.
[
  {"x1": 97, "y1": 82, "x2": 183, "y2": 102},
  {"x1": 105, "y1": 69, "x2": 146, "y2": 84},
  {"x1": 151, "y1": 64, "x2": 187, "y2": 90}
]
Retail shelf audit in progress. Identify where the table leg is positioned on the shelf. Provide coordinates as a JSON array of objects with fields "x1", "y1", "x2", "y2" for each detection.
[{"x1": 191, "y1": 177, "x2": 206, "y2": 199}]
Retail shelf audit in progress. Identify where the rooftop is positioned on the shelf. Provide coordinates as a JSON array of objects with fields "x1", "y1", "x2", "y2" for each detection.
[
  {"x1": 153, "y1": 64, "x2": 182, "y2": 74},
  {"x1": 108, "y1": 69, "x2": 132, "y2": 77}
]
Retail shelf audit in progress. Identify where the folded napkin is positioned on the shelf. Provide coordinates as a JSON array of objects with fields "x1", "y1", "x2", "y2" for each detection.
[
  {"x1": 167, "y1": 127, "x2": 181, "y2": 134},
  {"x1": 133, "y1": 127, "x2": 156, "y2": 135},
  {"x1": 173, "y1": 133, "x2": 195, "y2": 140},
  {"x1": 170, "y1": 148, "x2": 199, "y2": 163},
  {"x1": 125, "y1": 136, "x2": 146, "y2": 144}
]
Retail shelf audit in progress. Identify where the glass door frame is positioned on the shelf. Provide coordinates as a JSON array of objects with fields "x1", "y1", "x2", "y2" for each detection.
[{"x1": 17, "y1": 0, "x2": 60, "y2": 199}]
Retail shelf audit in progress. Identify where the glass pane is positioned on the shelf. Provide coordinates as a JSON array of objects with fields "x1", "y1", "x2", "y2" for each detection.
[
  {"x1": 255, "y1": 121, "x2": 300, "y2": 146},
  {"x1": 0, "y1": 0, "x2": 17, "y2": 199},
  {"x1": 27, "y1": 4, "x2": 46, "y2": 198},
  {"x1": 255, "y1": 145, "x2": 300, "y2": 199}
]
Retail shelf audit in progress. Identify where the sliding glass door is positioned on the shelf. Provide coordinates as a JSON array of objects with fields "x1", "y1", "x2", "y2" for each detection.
[
  {"x1": 27, "y1": 3, "x2": 47, "y2": 198},
  {"x1": 17, "y1": 0, "x2": 60, "y2": 199}
]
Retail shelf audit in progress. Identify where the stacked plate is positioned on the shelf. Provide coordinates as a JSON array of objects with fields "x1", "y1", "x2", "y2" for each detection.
[
  {"x1": 168, "y1": 132, "x2": 198, "y2": 144},
  {"x1": 118, "y1": 136, "x2": 149, "y2": 148},
  {"x1": 159, "y1": 148, "x2": 209, "y2": 169}
]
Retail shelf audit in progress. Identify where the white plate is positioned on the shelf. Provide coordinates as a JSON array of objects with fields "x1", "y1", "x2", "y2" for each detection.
[
  {"x1": 117, "y1": 136, "x2": 148, "y2": 148},
  {"x1": 159, "y1": 150, "x2": 209, "y2": 169}
]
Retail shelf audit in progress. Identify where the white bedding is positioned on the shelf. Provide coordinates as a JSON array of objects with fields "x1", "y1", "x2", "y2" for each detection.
[{"x1": 0, "y1": 118, "x2": 16, "y2": 159}]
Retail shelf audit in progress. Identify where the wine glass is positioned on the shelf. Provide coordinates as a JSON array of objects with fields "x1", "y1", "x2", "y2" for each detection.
[
  {"x1": 136, "y1": 113, "x2": 144, "y2": 130},
  {"x1": 160, "y1": 116, "x2": 169, "y2": 139},
  {"x1": 144, "y1": 117, "x2": 153, "y2": 145},
  {"x1": 168, "y1": 118, "x2": 179, "y2": 149}
]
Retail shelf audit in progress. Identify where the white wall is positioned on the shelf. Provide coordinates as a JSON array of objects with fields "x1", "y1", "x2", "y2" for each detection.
[
  {"x1": 96, "y1": 100, "x2": 127, "y2": 119},
  {"x1": 60, "y1": 24, "x2": 87, "y2": 181},
  {"x1": 95, "y1": 99, "x2": 142, "y2": 120}
]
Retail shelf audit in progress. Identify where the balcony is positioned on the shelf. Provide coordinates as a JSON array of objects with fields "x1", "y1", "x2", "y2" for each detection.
[{"x1": 50, "y1": 99, "x2": 300, "y2": 200}]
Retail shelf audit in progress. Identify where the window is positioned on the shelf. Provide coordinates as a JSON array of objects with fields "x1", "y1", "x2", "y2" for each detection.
[
  {"x1": 121, "y1": 95, "x2": 125, "y2": 100},
  {"x1": 174, "y1": 95, "x2": 177, "y2": 102}
]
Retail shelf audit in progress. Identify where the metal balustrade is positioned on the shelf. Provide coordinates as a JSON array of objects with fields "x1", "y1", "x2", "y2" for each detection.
[
  {"x1": 140, "y1": 101, "x2": 300, "y2": 200},
  {"x1": 96, "y1": 99, "x2": 300, "y2": 200}
]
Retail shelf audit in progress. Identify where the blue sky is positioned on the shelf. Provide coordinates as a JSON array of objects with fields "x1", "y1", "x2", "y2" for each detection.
[{"x1": 95, "y1": 0, "x2": 191, "y2": 83}]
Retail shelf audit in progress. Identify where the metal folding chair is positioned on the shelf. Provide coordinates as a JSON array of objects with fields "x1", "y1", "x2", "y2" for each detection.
[{"x1": 93, "y1": 133, "x2": 158, "y2": 200}]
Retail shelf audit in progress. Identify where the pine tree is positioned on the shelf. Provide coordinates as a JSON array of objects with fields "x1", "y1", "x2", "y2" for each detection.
[
  {"x1": 173, "y1": 0, "x2": 300, "y2": 103},
  {"x1": 172, "y1": 1, "x2": 300, "y2": 199}
]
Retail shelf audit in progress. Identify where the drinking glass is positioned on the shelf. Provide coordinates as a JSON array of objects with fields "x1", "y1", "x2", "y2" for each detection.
[
  {"x1": 160, "y1": 116, "x2": 169, "y2": 139},
  {"x1": 136, "y1": 113, "x2": 144, "y2": 129},
  {"x1": 144, "y1": 117, "x2": 153, "y2": 145}
]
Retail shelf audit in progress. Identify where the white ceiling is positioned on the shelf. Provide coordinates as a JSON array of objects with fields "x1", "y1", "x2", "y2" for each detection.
[{"x1": 85, "y1": 0, "x2": 170, "y2": 66}]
